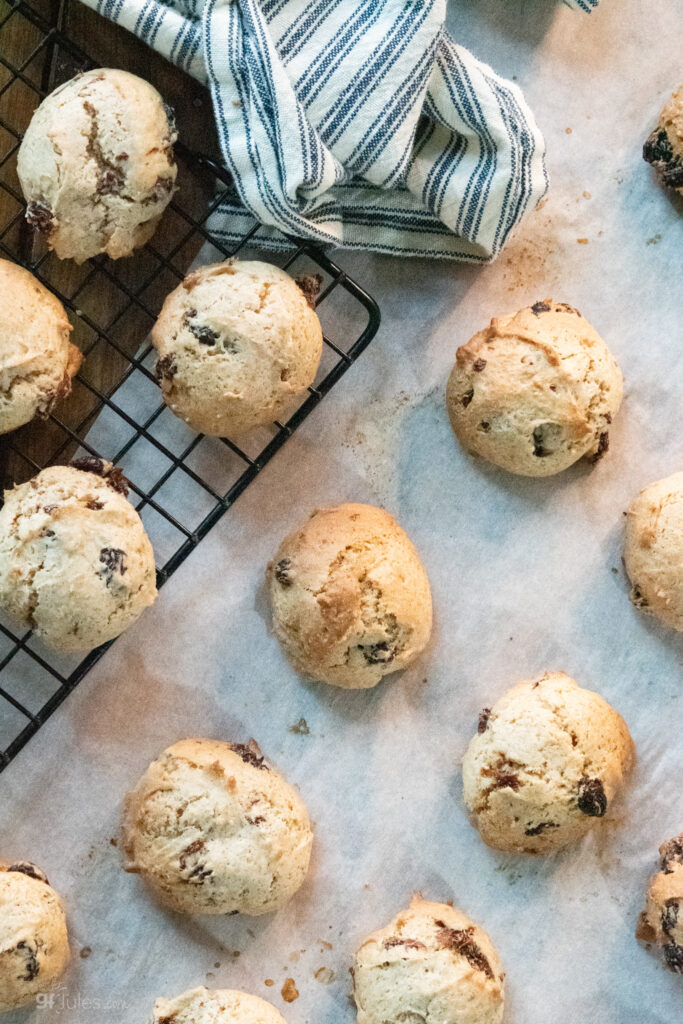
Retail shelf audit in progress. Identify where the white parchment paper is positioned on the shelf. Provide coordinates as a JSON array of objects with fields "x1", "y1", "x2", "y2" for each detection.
[{"x1": 1, "y1": 1, "x2": 682, "y2": 1021}]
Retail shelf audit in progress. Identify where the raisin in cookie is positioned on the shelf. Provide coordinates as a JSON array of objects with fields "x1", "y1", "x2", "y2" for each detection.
[
  {"x1": 643, "y1": 84, "x2": 683, "y2": 195},
  {"x1": 152, "y1": 260, "x2": 322, "y2": 438},
  {"x1": 462, "y1": 671, "x2": 634, "y2": 854},
  {"x1": 623, "y1": 472, "x2": 683, "y2": 632},
  {"x1": 0, "y1": 461, "x2": 157, "y2": 652},
  {"x1": 0, "y1": 259, "x2": 81, "y2": 435},
  {"x1": 637, "y1": 835, "x2": 683, "y2": 973},
  {"x1": 17, "y1": 69, "x2": 177, "y2": 262},
  {"x1": 122, "y1": 738, "x2": 313, "y2": 915},
  {"x1": 446, "y1": 300, "x2": 623, "y2": 477},
  {"x1": 151, "y1": 986, "x2": 288, "y2": 1024},
  {"x1": 267, "y1": 503, "x2": 432, "y2": 689},
  {"x1": 0, "y1": 862, "x2": 70, "y2": 1012},
  {"x1": 353, "y1": 898, "x2": 504, "y2": 1024}
]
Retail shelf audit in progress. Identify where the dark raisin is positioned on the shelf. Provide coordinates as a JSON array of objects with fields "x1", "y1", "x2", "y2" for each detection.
[
  {"x1": 531, "y1": 301, "x2": 551, "y2": 315},
  {"x1": 295, "y1": 273, "x2": 323, "y2": 309},
  {"x1": 661, "y1": 160, "x2": 683, "y2": 188},
  {"x1": 72, "y1": 454, "x2": 105, "y2": 475},
  {"x1": 473, "y1": 358, "x2": 487, "y2": 372},
  {"x1": 477, "y1": 708, "x2": 491, "y2": 734},
  {"x1": 230, "y1": 740, "x2": 269, "y2": 771},
  {"x1": 643, "y1": 129, "x2": 673, "y2": 166},
  {"x1": 87, "y1": 499, "x2": 104, "y2": 510},
  {"x1": 147, "y1": 176, "x2": 174, "y2": 204},
  {"x1": 156, "y1": 354, "x2": 178, "y2": 382},
  {"x1": 590, "y1": 431, "x2": 609, "y2": 463},
  {"x1": 25, "y1": 201, "x2": 55, "y2": 233},
  {"x1": 577, "y1": 777, "x2": 607, "y2": 817},
  {"x1": 434, "y1": 923, "x2": 493, "y2": 979},
  {"x1": 99, "y1": 547, "x2": 127, "y2": 580},
  {"x1": 630, "y1": 585, "x2": 649, "y2": 609},
  {"x1": 482, "y1": 766, "x2": 520, "y2": 790},
  {"x1": 274, "y1": 558, "x2": 293, "y2": 586},
  {"x1": 192, "y1": 323, "x2": 220, "y2": 346},
  {"x1": 461, "y1": 389, "x2": 474, "y2": 407},
  {"x1": 524, "y1": 822, "x2": 559, "y2": 836},
  {"x1": 16, "y1": 941, "x2": 39, "y2": 980},
  {"x1": 479, "y1": 421, "x2": 491, "y2": 432},
  {"x1": 71, "y1": 457, "x2": 129, "y2": 495},
  {"x1": 163, "y1": 102, "x2": 177, "y2": 141},
  {"x1": 246, "y1": 815, "x2": 266, "y2": 826},
  {"x1": 179, "y1": 839, "x2": 211, "y2": 882},
  {"x1": 97, "y1": 167, "x2": 124, "y2": 195},
  {"x1": 359, "y1": 641, "x2": 395, "y2": 665},
  {"x1": 7, "y1": 862, "x2": 48, "y2": 883},
  {"x1": 660, "y1": 835, "x2": 683, "y2": 872},
  {"x1": 662, "y1": 898, "x2": 680, "y2": 938},
  {"x1": 663, "y1": 943, "x2": 683, "y2": 973},
  {"x1": 183, "y1": 310, "x2": 220, "y2": 346}
]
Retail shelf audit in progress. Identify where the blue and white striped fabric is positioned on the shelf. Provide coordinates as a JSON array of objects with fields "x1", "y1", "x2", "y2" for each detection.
[{"x1": 83, "y1": 1, "x2": 587, "y2": 260}]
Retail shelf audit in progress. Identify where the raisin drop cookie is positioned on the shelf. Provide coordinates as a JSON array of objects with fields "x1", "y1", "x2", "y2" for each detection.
[
  {"x1": 643, "y1": 84, "x2": 683, "y2": 195},
  {"x1": 0, "y1": 259, "x2": 81, "y2": 435},
  {"x1": 446, "y1": 300, "x2": 623, "y2": 476},
  {"x1": 462, "y1": 671, "x2": 634, "y2": 854},
  {"x1": 152, "y1": 260, "x2": 322, "y2": 437},
  {"x1": 0, "y1": 862, "x2": 70, "y2": 1012},
  {"x1": 623, "y1": 472, "x2": 683, "y2": 632},
  {"x1": 637, "y1": 835, "x2": 683, "y2": 973},
  {"x1": 267, "y1": 503, "x2": 432, "y2": 689},
  {"x1": 122, "y1": 738, "x2": 313, "y2": 915},
  {"x1": 151, "y1": 986, "x2": 288, "y2": 1024},
  {"x1": 353, "y1": 897, "x2": 504, "y2": 1024},
  {"x1": 17, "y1": 69, "x2": 177, "y2": 262},
  {"x1": 0, "y1": 461, "x2": 157, "y2": 652}
]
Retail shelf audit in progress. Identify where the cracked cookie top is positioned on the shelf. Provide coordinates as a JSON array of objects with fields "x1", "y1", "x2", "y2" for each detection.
[
  {"x1": 267, "y1": 503, "x2": 433, "y2": 689},
  {"x1": 0, "y1": 464, "x2": 157, "y2": 652},
  {"x1": 0, "y1": 258, "x2": 81, "y2": 435},
  {"x1": 353, "y1": 897, "x2": 505, "y2": 1024},
  {"x1": 462, "y1": 671, "x2": 634, "y2": 854},
  {"x1": 446, "y1": 300, "x2": 623, "y2": 477},
  {"x1": 0, "y1": 862, "x2": 70, "y2": 1013},
  {"x1": 17, "y1": 68, "x2": 177, "y2": 262},
  {"x1": 122, "y1": 738, "x2": 313, "y2": 916},
  {"x1": 151, "y1": 259, "x2": 322, "y2": 439}
]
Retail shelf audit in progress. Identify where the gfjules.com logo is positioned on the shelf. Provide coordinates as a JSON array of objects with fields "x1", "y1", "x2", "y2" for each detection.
[{"x1": 36, "y1": 985, "x2": 129, "y2": 1012}]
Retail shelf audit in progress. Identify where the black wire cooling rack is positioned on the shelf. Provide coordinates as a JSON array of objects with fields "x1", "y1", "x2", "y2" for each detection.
[{"x1": 0, "y1": 0, "x2": 380, "y2": 771}]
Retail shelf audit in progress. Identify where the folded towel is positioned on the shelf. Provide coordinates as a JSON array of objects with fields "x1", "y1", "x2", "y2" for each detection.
[{"x1": 81, "y1": 0, "x2": 589, "y2": 261}]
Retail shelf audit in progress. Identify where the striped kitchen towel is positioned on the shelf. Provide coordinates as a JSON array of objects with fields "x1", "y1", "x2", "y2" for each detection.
[{"x1": 82, "y1": 0, "x2": 584, "y2": 260}]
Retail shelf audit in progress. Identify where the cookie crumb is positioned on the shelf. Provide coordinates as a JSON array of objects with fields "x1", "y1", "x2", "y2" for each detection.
[{"x1": 281, "y1": 978, "x2": 299, "y2": 1002}]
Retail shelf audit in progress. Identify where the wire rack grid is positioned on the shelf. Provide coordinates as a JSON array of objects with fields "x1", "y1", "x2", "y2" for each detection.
[{"x1": 0, "y1": 0, "x2": 380, "y2": 771}]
